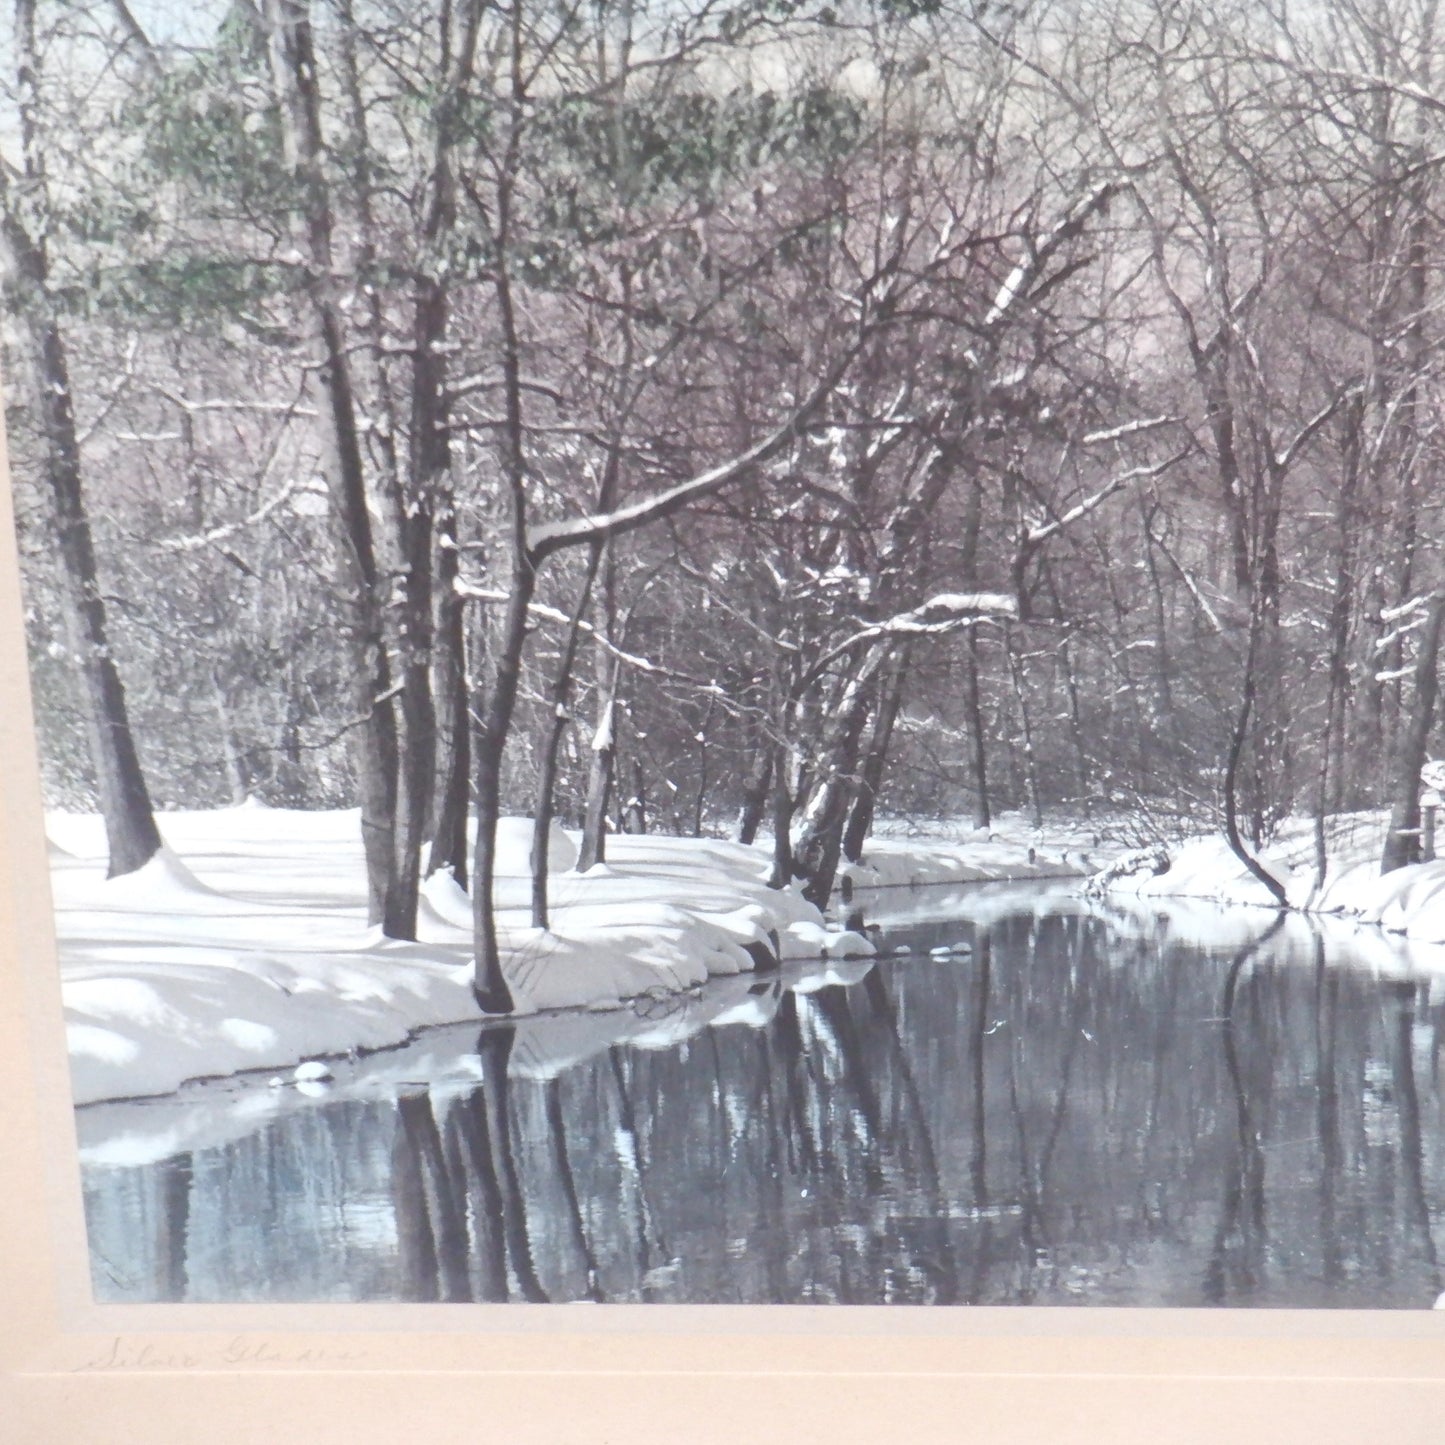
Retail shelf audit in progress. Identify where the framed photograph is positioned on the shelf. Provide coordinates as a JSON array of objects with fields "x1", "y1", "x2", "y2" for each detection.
[{"x1": 4, "y1": 1, "x2": 1445, "y2": 1438}]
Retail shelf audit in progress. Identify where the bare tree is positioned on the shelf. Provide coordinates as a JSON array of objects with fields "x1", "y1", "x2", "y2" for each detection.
[{"x1": 0, "y1": 0, "x2": 162, "y2": 876}]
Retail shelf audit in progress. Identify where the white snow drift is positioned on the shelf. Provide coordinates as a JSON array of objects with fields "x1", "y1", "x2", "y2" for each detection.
[
  {"x1": 49, "y1": 805, "x2": 884, "y2": 1105},
  {"x1": 1096, "y1": 810, "x2": 1445, "y2": 950}
]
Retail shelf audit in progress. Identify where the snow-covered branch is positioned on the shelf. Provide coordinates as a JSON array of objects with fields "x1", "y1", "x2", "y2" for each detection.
[
  {"x1": 455, "y1": 579, "x2": 706, "y2": 683},
  {"x1": 515, "y1": 595, "x2": 665, "y2": 675},
  {"x1": 1272, "y1": 387, "x2": 1359, "y2": 472},
  {"x1": 526, "y1": 342, "x2": 864, "y2": 563},
  {"x1": 808, "y1": 592, "x2": 1019, "y2": 678},
  {"x1": 1374, "y1": 615, "x2": 1428, "y2": 653},
  {"x1": 1380, "y1": 593, "x2": 1435, "y2": 625},
  {"x1": 446, "y1": 372, "x2": 566, "y2": 406},
  {"x1": 1146, "y1": 526, "x2": 1228, "y2": 636},
  {"x1": 982, "y1": 182, "x2": 1120, "y2": 332},
  {"x1": 1024, "y1": 450, "x2": 1187, "y2": 547},
  {"x1": 1249, "y1": 55, "x2": 1445, "y2": 118},
  {"x1": 75, "y1": 336, "x2": 141, "y2": 447},
  {"x1": 1081, "y1": 415, "x2": 1175, "y2": 446},
  {"x1": 155, "y1": 393, "x2": 317, "y2": 418},
  {"x1": 160, "y1": 476, "x2": 306, "y2": 553}
]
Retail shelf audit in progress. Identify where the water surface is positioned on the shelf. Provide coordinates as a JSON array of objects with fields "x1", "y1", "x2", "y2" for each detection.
[{"x1": 79, "y1": 884, "x2": 1445, "y2": 1306}]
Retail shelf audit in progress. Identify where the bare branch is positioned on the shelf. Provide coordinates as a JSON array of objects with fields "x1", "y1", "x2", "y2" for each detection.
[
  {"x1": 1025, "y1": 451, "x2": 1189, "y2": 548},
  {"x1": 107, "y1": 0, "x2": 162, "y2": 80},
  {"x1": 526, "y1": 340, "x2": 867, "y2": 563}
]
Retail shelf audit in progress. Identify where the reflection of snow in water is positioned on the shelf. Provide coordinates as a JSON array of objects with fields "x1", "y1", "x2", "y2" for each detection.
[{"x1": 78, "y1": 890, "x2": 1445, "y2": 1309}]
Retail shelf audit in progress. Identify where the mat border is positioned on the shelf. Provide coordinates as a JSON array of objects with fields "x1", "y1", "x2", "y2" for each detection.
[{"x1": 4, "y1": 393, "x2": 1445, "y2": 1444}]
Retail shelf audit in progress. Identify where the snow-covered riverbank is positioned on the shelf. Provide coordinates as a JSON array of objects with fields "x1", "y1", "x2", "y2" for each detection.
[
  {"x1": 1098, "y1": 811, "x2": 1445, "y2": 948},
  {"x1": 50, "y1": 806, "x2": 1085, "y2": 1105}
]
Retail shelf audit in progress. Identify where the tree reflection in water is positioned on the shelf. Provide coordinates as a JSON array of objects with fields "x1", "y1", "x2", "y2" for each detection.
[{"x1": 80, "y1": 896, "x2": 1445, "y2": 1306}]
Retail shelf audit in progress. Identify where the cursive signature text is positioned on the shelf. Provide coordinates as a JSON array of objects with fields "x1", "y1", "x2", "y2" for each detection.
[{"x1": 75, "y1": 1336, "x2": 368, "y2": 1372}]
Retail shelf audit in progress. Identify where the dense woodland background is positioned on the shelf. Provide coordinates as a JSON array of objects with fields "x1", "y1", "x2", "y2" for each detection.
[{"x1": 7, "y1": 0, "x2": 1445, "y2": 999}]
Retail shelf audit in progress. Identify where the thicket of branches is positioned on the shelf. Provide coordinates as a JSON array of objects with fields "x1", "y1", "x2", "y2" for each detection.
[{"x1": 7, "y1": 0, "x2": 1445, "y2": 998}]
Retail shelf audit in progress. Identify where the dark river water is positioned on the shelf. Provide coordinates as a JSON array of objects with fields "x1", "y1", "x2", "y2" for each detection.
[{"x1": 77, "y1": 884, "x2": 1445, "y2": 1307}]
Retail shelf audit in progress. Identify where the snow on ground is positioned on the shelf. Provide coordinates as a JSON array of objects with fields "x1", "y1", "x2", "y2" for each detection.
[
  {"x1": 50, "y1": 805, "x2": 891, "y2": 1105},
  {"x1": 1098, "y1": 810, "x2": 1445, "y2": 951},
  {"x1": 57, "y1": 798, "x2": 1445, "y2": 1132}
]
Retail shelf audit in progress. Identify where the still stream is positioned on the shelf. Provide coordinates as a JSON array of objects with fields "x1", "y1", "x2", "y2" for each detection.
[{"x1": 77, "y1": 882, "x2": 1445, "y2": 1307}]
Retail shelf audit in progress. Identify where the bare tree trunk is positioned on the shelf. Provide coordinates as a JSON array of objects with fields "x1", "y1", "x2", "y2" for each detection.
[
  {"x1": 30, "y1": 318, "x2": 163, "y2": 874},
  {"x1": 1041, "y1": 561, "x2": 1091, "y2": 808},
  {"x1": 1223, "y1": 618, "x2": 1288, "y2": 906},
  {"x1": 577, "y1": 542, "x2": 620, "y2": 872},
  {"x1": 534, "y1": 396, "x2": 623, "y2": 907},
  {"x1": 336, "y1": 0, "x2": 483, "y2": 932},
  {"x1": 472, "y1": 562, "x2": 531, "y2": 1012},
  {"x1": 1313, "y1": 400, "x2": 1362, "y2": 888},
  {"x1": 468, "y1": 0, "x2": 533, "y2": 1011},
  {"x1": 622, "y1": 754, "x2": 648, "y2": 834},
  {"x1": 213, "y1": 683, "x2": 250, "y2": 806},
  {"x1": 1142, "y1": 515, "x2": 1176, "y2": 733},
  {"x1": 842, "y1": 648, "x2": 909, "y2": 865},
  {"x1": 385, "y1": 264, "x2": 444, "y2": 937},
  {"x1": 337, "y1": 0, "x2": 438, "y2": 920},
  {"x1": 959, "y1": 470, "x2": 991, "y2": 830},
  {"x1": 429, "y1": 485, "x2": 470, "y2": 886},
  {"x1": 793, "y1": 752, "x2": 862, "y2": 907},
  {"x1": 769, "y1": 745, "x2": 795, "y2": 891},
  {"x1": 964, "y1": 629, "x2": 991, "y2": 829},
  {"x1": 793, "y1": 665, "x2": 877, "y2": 905},
  {"x1": 1, "y1": 0, "x2": 161, "y2": 878},
  {"x1": 531, "y1": 548, "x2": 601, "y2": 928},
  {"x1": 1382, "y1": 592, "x2": 1445, "y2": 874},
  {"x1": 390, "y1": 0, "x2": 484, "y2": 926},
  {"x1": 577, "y1": 666, "x2": 619, "y2": 873},
  {"x1": 275, "y1": 680, "x2": 306, "y2": 805},
  {"x1": 267, "y1": 0, "x2": 400, "y2": 927},
  {"x1": 1005, "y1": 628, "x2": 1043, "y2": 829},
  {"x1": 690, "y1": 693, "x2": 718, "y2": 837},
  {"x1": 736, "y1": 748, "x2": 772, "y2": 846},
  {"x1": 1250, "y1": 471, "x2": 1290, "y2": 843}
]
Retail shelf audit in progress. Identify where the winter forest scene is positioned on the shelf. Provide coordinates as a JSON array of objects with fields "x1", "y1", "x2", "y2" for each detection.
[{"x1": 14, "y1": 0, "x2": 1445, "y2": 1309}]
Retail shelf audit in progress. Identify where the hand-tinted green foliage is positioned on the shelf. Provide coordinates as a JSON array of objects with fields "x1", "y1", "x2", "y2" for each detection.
[
  {"x1": 523, "y1": 83, "x2": 855, "y2": 225},
  {"x1": 877, "y1": 0, "x2": 944, "y2": 15},
  {"x1": 49, "y1": 190, "x2": 155, "y2": 249},
  {"x1": 83, "y1": 31, "x2": 302, "y2": 325},
  {"x1": 507, "y1": 83, "x2": 866, "y2": 287},
  {"x1": 78, "y1": 256, "x2": 307, "y2": 332},
  {"x1": 764, "y1": 0, "x2": 944, "y2": 23},
  {"x1": 130, "y1": 72, "x2": 295, "y2": 223}
]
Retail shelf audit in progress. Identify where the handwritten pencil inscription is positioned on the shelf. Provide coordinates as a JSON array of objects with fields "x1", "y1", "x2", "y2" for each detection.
[{"x1": 75, "y1": 1337, "x2": 367, "y2": 1372}]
